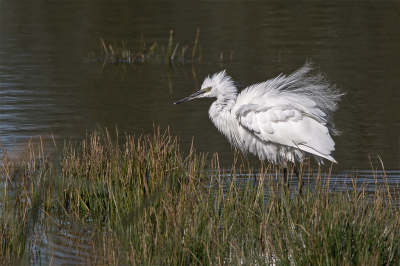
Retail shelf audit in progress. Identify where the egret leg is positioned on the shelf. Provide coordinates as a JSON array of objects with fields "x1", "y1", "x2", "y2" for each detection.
[
  {"x1": 283, "y1": 167, "x2": 287, "y2": 181},
  {"x1": 293, "y1": 165, "x2": 304, "y2": 194},
  {"x1": 293, "y1": 165, "x2": 299, "y2": 179},
  {"x1": 284, "y1": 167, "x2": 291, "y2": 188}
]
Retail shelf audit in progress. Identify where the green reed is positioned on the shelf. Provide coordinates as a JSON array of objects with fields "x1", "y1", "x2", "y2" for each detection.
[{"x1": 1, "y1": 128, "x2": 399, "y2": 265}]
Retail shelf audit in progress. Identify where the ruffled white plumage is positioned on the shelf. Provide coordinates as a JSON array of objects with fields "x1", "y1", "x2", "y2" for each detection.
[{"x1": 180, "y1": 61, "x2": 344, "y2": 166}]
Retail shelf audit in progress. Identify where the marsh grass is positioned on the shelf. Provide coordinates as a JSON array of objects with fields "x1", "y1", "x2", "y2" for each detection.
[
  {"x1": 89, "y1": 29, "x2": 203, "y2": 67},
  {"x1": 1, "y1": 128, "x2": 399, "y2": 265},
  {"x1": 90, "y1": 30, "x2": 207, "y2": 89}
]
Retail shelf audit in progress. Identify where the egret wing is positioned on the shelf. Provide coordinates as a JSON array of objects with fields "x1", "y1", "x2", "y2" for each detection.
[{"x1": 235, "y1": 103, "x2": 336, "y2": 163}]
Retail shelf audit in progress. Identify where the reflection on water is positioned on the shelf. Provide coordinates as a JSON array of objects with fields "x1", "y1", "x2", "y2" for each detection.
[{"x1": 215, "y1": 168, "x2": 400, "y2": 193}]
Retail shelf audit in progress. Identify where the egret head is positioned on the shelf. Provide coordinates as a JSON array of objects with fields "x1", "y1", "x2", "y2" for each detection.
[{"x1": 174, "y1": 70, "x2": 236, "y2": 105}]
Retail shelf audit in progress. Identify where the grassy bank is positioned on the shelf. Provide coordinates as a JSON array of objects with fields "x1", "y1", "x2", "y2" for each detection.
[{"x1": 1, "y1": 128, "x2": 399, "y2": 265}]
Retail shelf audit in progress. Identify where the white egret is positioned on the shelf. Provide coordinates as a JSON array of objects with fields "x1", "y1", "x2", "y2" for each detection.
[{"x1": 174, "y1": 61, "x2": 344, "y2": 179}]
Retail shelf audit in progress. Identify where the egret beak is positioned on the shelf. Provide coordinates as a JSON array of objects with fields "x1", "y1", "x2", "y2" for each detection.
[{"x1": 174, "y1": 90, "x2": 206, "y2": 105}]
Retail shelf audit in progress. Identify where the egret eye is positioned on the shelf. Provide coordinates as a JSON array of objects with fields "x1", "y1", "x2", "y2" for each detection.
[{"x1": 202, "y1": 87, "x2": 212, "y2": 92}]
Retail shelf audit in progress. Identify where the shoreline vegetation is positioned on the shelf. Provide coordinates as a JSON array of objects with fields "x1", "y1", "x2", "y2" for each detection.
[
  {"x1": 87, "y1": 29, "x2": 235, "y2": 92},
  {"x1": 1, "y1": 128, "x2": 399, "y2": 265},
  {"x1": 88, "y1": 29, "x2": 205, "y2": 66},
  {"x1": 87, "y1": 29, "x2": 233, "y2": 73}
]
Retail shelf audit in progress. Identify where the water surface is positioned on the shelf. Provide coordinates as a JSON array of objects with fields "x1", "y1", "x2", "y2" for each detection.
[{"x1": 1, "y1": 1, "x2": 399, "y2": 175}]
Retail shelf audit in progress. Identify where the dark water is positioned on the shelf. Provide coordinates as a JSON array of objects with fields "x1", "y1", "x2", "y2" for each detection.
[{"x1": 1, "y1": 1, "x2": 400, "y2": 175}]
